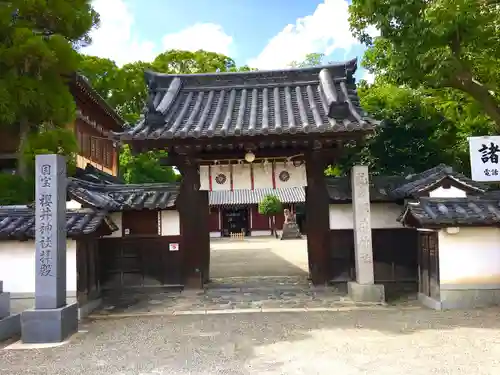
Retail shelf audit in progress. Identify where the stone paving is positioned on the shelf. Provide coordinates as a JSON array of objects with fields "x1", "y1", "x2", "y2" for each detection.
[
  {"x1": 90, "y1": 276, "x2": 371, "y2": 318},
  {"x1": 3, "y1": 307, "x2": 500, "y2": 374}
]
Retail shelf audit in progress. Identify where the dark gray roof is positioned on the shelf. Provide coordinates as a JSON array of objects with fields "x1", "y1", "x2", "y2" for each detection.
[
  {"x1": 0, "y1": 207, "x2": 117, "y2": 240},
  {"x1": 399, "y1": 197, "x2": 500, "y2": 227},
  {"x1": 72, "y1": 73, "x2": 125, "y2": 130},
  {"x1": 326, "y1": 175, "x2": 409, "y2": 202},
  {"x1": 325, "y1": 164, "x2": 488, "y2": 203},
  {"x1": 209, "y1": 188, "x2": 305, "y2": 206},
  {"x1": 67, "y1": 178, "x2": 179, "y2": 211},
  {"x1": 391, "y1": 164, "x2": 487, "y2": 199},
  {"x1": 111, "y1": 59, "x2": 378, "y2": 141},
  {"x1": 74, "y1": 164, "x2": 124, "y2": 185}
]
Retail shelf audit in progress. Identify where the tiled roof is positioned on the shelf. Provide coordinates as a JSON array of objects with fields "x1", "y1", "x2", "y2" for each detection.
[
  {"x1": 209, "y1": 188, "x2": 306, "y2": 206},
  {"x1": 72, "y1": 73, "x2": 125, "y2": 130},
  {"x1": 326, "y1": 175, "x2": 409, "y2": 202},
  {"x1": 391, "y1": 164, "x2": 487, "y2": 199},
  {"x1": 74, "y1": 164, "x2": 124, "y2": 185},
  {"x1": 110, "y1": 59, "x2": 378, "y2": 141},
  {"x1": 67, "y1": 178, "x2": 179, "y2": 211},
  {"x1": 0, "y1": 207, "x2": 118, "y2": 240},
  {"x1": 399, "y1": 197, "x2": 500, "y2": 227}
]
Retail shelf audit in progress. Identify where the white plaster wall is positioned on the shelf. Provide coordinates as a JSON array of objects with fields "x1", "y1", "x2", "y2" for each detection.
[
  {"x1": 439, "y1": 228, "x2": 500, "y2": 286},
  {"x1": 0, "y1": 240, "x2": 77, "y2": 298},
  {"x1": 210, "y1": 232, "x2": 221, "y2": 238},
  {"x1": 329, "y1": 203, "x2": 404, "y2": 230},
  {"x1": 160, "y1": 210, "x2": 180, "y2": 236},
  {"x1": 66, "y1": 199, "x2": 82, "y2": 209},
  {"x1": 429, "y1": 186, "x2": 466, "y2": 198},
  {"x1": 104, "y1": 212, "x2": 122, "y2": 238}
]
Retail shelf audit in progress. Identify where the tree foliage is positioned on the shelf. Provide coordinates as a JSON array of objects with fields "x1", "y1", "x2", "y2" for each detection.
[
  {"x1": 349, "y1": 0, "x2": 500, "y2": 127},
  {"x1": 330, "y1": 83, "x2": 471, "y2": 176},
  {"x1": 23, "y1": 127, "x2": 79, "y2": 176},
  {"x1": 79, "y1": 49, "x2": 253, "y2": 183},
  {"x1": 258, "y1": 195, "x2": 283, "y2": 216},
  {"x1": 119, "y1": 145, "x2": 178, "y2": 184},
  {"x1": 289, "y1": 53, "x2": 326, "y2": 68},
  {"x1": 0, "y1": 0, "x2": 99, "y2": 176}
]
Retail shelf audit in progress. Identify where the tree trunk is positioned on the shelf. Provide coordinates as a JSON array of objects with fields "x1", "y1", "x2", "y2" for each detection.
[
  {"x1": 16, "y1": 120, "x2": 30, "y2": 179},
  {"x1": 451, "y1": 73, "x2": 500, "y2": 128}
]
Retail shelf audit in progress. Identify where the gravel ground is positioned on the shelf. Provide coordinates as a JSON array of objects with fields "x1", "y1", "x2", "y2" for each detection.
[{"x1": 2, "y1": 307, "x2": 500, "y2": 375}]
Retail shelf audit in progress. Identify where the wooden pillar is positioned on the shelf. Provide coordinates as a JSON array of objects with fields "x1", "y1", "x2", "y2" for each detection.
[
  {"x1": 177, "y1": 157, "x2": 209, "y2": 289},
  {"x1": 304, "y1": 150, "x2": 331, "y2": 285},
  {"x1": 199, "y1": 190, "x2": 210, "y2": 283}
]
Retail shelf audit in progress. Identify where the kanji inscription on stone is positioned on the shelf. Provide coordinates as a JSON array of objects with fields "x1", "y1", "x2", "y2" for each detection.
[
  {"x1": 351, "y1": 166, "x2": 375, "y2": 284},
  {"x1": 35, "y1": 154, "x2": 67, "y2": 309}
]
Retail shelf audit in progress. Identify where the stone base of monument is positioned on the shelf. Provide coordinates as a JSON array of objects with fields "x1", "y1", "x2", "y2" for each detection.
[
  {"x1": 0, "y1": 283, "x2": 22, "y2": 342},
  {"x1": 0, "y1": 314, "x2": 21, "y2": 342},
  {"x1": 21, "y1": 303, "x2": 78, "y2": 344},
  {"x1": 347, "y1": 281, "x2": 385, "y2": 303},
  {"x1": 280, "y1": 223, "x2": 302, "y2": 240},
  {"x1": 0, "y1": 289, "x2": 10, "y2": 319}
]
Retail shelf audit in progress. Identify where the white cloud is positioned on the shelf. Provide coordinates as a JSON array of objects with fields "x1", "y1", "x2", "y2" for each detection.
[
  {"x1": 363, "y1": 71, "x2": 375, "y2": 84},
  {"x1": 248, "y1": 0, "x2": 376, "y2": 70},
  {"x1": 82, "y1": 0, "x2": 234, "y2": 66},
  {"x1": 82, "y1": 0, "x2": 156, "y2": 66},
  {"x1": 161, "y1": 23, "x2": 234, "y2": 57}
]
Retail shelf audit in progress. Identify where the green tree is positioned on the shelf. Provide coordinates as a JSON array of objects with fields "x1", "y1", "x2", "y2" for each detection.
[
  {"x1": 119, "y1": 144, "x2": 177, "y2": 184},
  {"x1": 80, "y1": 49, "x2": 253, "y2": 183},
  {"x1": 0, "y1": 0, "x2": 99, "y2": 177},
  {"x1": 258, "y1": 194, "x2": 283, "y2": 235},
  {"x1": 289, "y1": 53, "x2": 325, "y2": 68},
  {"x1": 332, "y1": 83, "x2": 467, "y2": 175},
  {"x1": 23, "y1": 127, "x2": 79, "y2": 176},
  {"x1": 349, "y1": 0, "x2": 500, "y2": 127}
]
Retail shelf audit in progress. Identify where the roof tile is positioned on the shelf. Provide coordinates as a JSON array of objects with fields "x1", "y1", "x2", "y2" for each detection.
[
  {"x1": 111, "y1": 59, "x2": 378, "y2": 141},
  {"x1": 0, "y1": 207, "x2": 117, "y2": 240},
  {"x1": 209, "y1": 188, "x2": 305, "y2": 206},
  {"x1": 68, "y1": 178, "x2": 179, "y2": 211},
  {"x1": 399, "y1": 197, "x2": 500, "y2": 227}
]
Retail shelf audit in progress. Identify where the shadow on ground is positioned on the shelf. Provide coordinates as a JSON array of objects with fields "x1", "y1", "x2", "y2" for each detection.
[{"x1": 2, "y1": 307, "x2": 500, "y2": 374}]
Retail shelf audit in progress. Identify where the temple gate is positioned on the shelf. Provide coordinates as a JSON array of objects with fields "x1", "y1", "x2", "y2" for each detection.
[{"x1": 110, "y1": 58, "x2": 383, "y2": 299}]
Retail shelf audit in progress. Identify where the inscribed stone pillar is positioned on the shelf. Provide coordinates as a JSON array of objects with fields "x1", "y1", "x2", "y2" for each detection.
[
  {"x1": 34, "y1": 154, "x2": 67, "y2": 309},
  {"x1": 21, "y1": 154, "x2": 78, "y2": 344},
  {"x1": 348, "y1": 165, "x2": 385, "y2": 302},
  {"x1": 351, "y1": 165, "x2": 374, "y2": 285}
]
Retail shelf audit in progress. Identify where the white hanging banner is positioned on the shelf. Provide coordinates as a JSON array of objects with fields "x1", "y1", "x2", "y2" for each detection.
[
  {"x1": 232, "y1": 163, "x2": 252, "y2": 190},
  {"x1": 469, "y1": 136, "x2": 500, "y2": 182},
  {"x1": 252, "y1": 162, "x2": 274, "y2": 189},
  {"x1": 211, "y1": 164, "x2": 232, "y2": 191},
  {"x1": 199, "y1": 165, "x2": 210, "y2": 191},
  {"x1": 274, "y1": 161, "x2": 308, "y2": 188}
]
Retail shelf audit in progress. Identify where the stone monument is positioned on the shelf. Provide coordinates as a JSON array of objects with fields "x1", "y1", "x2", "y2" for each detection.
[
  {"x1": 21, "y1": 154, "x2": 78, "y2": 343},
  {"x1": 0, "y1": 280, "x2": 21, "y2": 341},
  {"x1": 280, "y1": 209, "x2": 302, "y2": 240},
  {"x1": 347, "y1": 165, "x2": 385, "y2": 302}
]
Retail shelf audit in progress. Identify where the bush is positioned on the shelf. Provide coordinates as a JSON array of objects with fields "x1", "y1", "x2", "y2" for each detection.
[
  {"x1": 0, "y1": 173, "x2": 34, "y2": 205},
  {"x1": 258, "y1": 194, "x2": 283, "y2": 216}
]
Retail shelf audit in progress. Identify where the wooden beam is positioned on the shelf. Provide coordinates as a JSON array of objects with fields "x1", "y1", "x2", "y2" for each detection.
[{"x1": 304, "y1": 149, "x2": 331, "y2": 285}]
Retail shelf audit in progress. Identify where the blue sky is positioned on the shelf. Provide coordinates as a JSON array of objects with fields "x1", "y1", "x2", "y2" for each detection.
[{"x1": 82, "y1": 0, "x2": 373, "y2": 80}]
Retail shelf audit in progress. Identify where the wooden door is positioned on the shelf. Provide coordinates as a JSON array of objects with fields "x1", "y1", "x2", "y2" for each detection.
[{"x1": 418, "y1": 231, "x2": 440, "y2": 299}]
